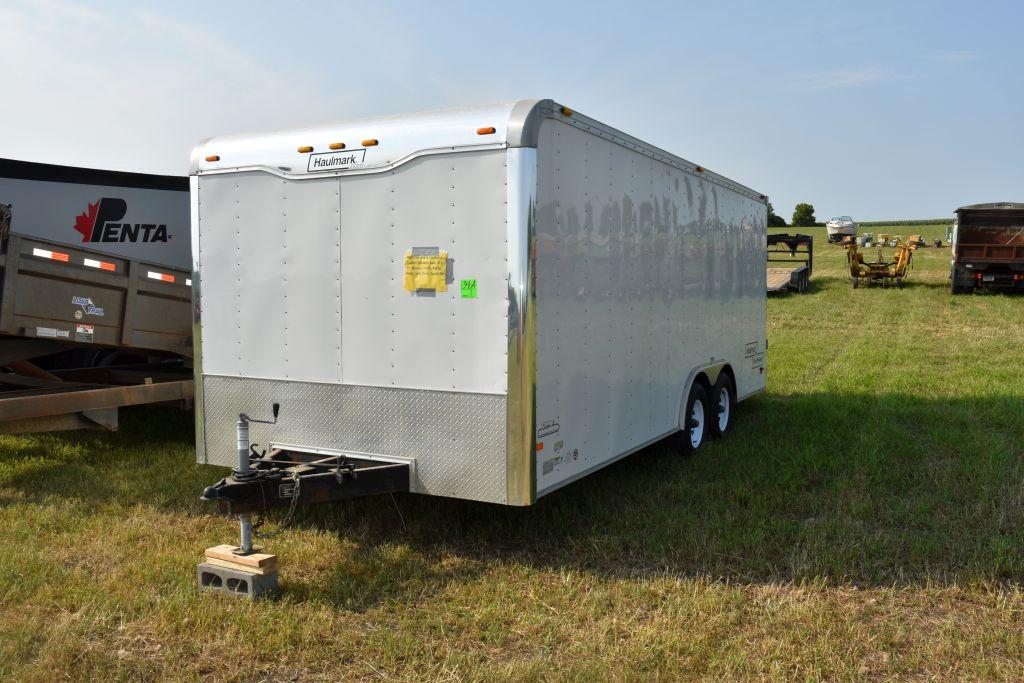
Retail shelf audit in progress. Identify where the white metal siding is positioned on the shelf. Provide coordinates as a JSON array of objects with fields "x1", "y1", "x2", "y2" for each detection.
[
  {"x1": 197, "y1": 172, "x2": 343, "y2": 383},
  {"x1": 194, "y1": 150, "x2": 512, "y2": 503},
  {"x1": 533, "y1": 119, "x2": 766, "y2": 494},
  {"x1": 339, "y1": 149, "x2": 509, "y2": 394}
]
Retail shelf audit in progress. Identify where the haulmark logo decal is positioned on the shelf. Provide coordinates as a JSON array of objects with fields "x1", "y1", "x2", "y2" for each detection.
[
  {"x1": 307, "y1": 149, "x2": 367, "y2": 172},
  {"x1": 74, "y1": 198, "x2": 169, "y2": 243}
]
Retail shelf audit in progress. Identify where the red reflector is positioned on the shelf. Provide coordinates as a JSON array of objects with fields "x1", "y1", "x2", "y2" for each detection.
[
  {"x1": 147, "y1": 270, "x2": 175, "y2": 283},
  {"x1": 51, "y1": 251, "x2": 69, "y2": 262}
]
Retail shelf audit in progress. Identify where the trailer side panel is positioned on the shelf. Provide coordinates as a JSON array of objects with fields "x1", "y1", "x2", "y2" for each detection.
[{"x1": 533, "y1": 118, "x2": 766, "y2": 496}]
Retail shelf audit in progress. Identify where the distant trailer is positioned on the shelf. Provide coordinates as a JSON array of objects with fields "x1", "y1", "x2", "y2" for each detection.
[
  {"x1": 950, "y1": 202, "x2": 1024, "y2": 294},
  {"x1": 0, "y1": 160, "x2": 193, "y2": 433},
  {"x1": 766, "y1": 233, "x2": 812, "y2": 293},
  {"x1": 192, "y1": 99, "x2": 767, "y2": 519}
]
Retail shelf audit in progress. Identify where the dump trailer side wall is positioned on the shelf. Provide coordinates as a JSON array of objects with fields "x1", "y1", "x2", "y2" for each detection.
[
  {"x1": 196, "y1": 149, "x2": 512, "y2": 504},
  {"x1": 0, "y1": 160, "x2": 190, "y2": 270},
  {"x1": 532, "y1": 118, "x2": 766, "y2": 496}
]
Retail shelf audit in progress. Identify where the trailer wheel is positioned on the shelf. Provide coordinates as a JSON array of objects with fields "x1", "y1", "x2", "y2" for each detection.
[
  {"x1": 709, "y1": 374, "x2": 735, "y2": 439},
  {"x1": 673, "y1": 383, "x2": 709, "y2": 454}
]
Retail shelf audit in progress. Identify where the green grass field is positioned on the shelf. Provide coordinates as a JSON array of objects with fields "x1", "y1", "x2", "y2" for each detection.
[{"x1": 2, "y1": 223, "x2": 1023, "y2": 680}]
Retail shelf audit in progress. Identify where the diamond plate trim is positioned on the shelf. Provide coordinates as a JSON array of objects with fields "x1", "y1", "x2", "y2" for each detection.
[{"x1": 201, "y1": 375, "x2": 508, "y2": 504}]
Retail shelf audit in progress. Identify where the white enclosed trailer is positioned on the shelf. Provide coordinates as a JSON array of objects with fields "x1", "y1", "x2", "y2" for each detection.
[{"x1": 192, "y1": 100, "x2": 767, "y2": 511}]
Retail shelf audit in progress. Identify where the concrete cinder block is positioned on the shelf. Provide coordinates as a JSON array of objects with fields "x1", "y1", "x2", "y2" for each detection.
[{"x1": 197, "y1": 561, "x2": 279, "y2": 599}]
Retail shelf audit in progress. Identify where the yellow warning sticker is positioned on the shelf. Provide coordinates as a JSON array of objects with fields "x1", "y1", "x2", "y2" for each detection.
[{"x1": 403, "y1": 251, "x2": 448, "y2": 292}]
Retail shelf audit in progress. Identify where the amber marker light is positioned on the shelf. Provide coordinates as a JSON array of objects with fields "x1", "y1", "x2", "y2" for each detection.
[
  {"x1": 329, "y1": 142, "x2": 346, "y2": 150},
  {"x1": 205, "y1": 155, "x2": 220, "y2": 162},
  {"x1": 362, "y1": 139, "x2": 379, "y2": 147},
  {"x1": 560, "y1": 107, "x2": 573, "y2": 116},
  {"x1": 297, "y1": 146, "x2": 314, "y2": 153},
  {"x1": 476, "y1": 126, "x2": 496, "y2": 135}
]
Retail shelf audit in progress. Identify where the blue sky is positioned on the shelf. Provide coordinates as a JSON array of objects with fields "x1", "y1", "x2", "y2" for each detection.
[{"x1": 1, "y1": 0, "x2": 1020, "y2": 220}]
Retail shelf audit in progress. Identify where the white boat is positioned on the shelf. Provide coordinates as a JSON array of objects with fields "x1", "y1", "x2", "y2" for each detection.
[{"x1": 826, "y1": 215, "x2": 858, "y2": 243}]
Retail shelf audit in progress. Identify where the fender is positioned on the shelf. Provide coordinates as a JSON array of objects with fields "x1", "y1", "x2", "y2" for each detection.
[{"x1": 676, "y1": 360, "x2": 729, "y2": 431}]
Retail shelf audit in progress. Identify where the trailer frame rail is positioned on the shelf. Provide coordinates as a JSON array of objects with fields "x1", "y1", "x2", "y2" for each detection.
[{"x1": 201, "y1": 450, "x2": 412, "y2": 515}]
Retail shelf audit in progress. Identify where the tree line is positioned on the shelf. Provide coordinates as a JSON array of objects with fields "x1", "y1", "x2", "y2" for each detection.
[{"x1": 767, "y1": 202, "x2": 818, "y2": 228}]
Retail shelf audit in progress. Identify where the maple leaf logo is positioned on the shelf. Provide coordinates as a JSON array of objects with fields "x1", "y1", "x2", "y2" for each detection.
[{"x1": 74, "y1": 201, "x2": 99, "y2": 242}]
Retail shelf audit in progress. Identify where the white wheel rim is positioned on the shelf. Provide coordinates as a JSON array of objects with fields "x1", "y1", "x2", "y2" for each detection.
[
  {"x1": 690, "y1": 399, "x2": 705, "y2": 448},
  {"x1": 718, "y1": 387, "x2": 730, "y2": 432}
]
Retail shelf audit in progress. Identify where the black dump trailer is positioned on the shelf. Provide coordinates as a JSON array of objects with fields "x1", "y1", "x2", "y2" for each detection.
[
  {"x1": 950, "y1": 203, "x2": 1024, "y2": 294},
  {"x1": 0, "y1": 159, "x2": 193, "y2": 433}
]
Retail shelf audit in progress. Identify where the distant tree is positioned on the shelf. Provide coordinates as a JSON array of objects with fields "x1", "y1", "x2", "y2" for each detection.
[
  {"x1": 792, "y1": 203, "x2": 816, "y2": 227},
  {"x1": 767, "y1": 202, "x2": 787, "y2": 227}
]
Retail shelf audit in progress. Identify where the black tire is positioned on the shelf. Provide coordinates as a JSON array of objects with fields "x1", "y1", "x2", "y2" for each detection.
[
  {"x1": 672, "y1": 383, "x2": 710, "y2": 455},
  {"x1": 709, "y1": 373, "x2": 735, "y2": 439},
  {"x1": 950, "y1": 269, "x2": 962, "y2": 295}
]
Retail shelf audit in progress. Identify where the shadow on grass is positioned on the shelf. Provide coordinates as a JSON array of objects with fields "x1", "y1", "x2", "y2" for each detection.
[{"x1": 1, "y1": 391, "x2": 1022, "y2": 606}]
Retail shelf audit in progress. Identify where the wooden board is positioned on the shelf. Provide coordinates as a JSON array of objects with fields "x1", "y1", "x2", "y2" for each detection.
[
  {"x1": 205, "y1": 544, "x2": 277, "y2": 568},
  {"x1": 204, "y1": 556, "x2": 279, "y2": 576},
  {"x1": 767, "y1": 267, "x2": 795, "y2": 292}
]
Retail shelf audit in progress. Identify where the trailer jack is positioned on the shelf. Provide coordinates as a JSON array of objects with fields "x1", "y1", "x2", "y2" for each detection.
[{"x1": 197, "y1": 411, "x2": 411, "y2": 598}]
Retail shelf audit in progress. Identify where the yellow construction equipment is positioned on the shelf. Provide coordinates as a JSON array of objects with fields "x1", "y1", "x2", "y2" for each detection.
[{"x1": 846, "y1": 239, "x2": 913, "y2": 288}]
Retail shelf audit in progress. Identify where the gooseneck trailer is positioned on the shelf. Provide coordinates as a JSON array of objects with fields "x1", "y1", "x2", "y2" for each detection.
[
  {"x1": 0, "y1": 160, "x2": 193, "y2": 433},
  {"x1": 192, "y1": 100, "x2": 767, "y2": 528}
]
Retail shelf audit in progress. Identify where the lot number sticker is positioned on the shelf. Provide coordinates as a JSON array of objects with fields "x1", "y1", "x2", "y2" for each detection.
[{"x1": 460, "y1": 279, "x2": 478, "y2": 299}]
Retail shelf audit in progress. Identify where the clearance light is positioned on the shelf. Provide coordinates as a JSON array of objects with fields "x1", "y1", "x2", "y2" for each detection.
[
  {"x1": 329, "y1": 142, "x2": 346, "y2": 150},
  {"x1": 536, "y1": 442, "x2": 544, "y2": 452},
  {"x1": 560, "y1": 107, "x2": 573, "y2": 116},
  {"x1": 695, "y1": 166, "x2": 705, "y2": 173},
  {"x1": 297, "y1": 146, "x2": 314, "y2": 153},
  {"x1": 147, "y1": 270, "x2": 176, "y2": 283},
  {"x1": 83, "y1": 258, "x2": 116, "y2": 272},
  {"x1": 205, "y1": 155, "x2": 220, "y2": 162},
  {"x1": 476, "y1": 126, "x2": 496, "y2": 135},
  {"x1": 186, "y1": 278, "x2": 193, "y2": 286},
  {"x1": 362, "y1": 139, "x2": 379, "y2": 147},
  {"x1": 32, "y1": 247, "x2": 69, "y2": 262}
]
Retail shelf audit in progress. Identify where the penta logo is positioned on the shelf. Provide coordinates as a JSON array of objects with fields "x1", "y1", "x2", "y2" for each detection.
[{"x1": 74, "y1": 198, "x2": 169, "y2": 243}]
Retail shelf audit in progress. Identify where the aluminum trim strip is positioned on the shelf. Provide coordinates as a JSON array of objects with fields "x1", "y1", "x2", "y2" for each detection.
[
  {"x1": 505, "y1": 148, "x2": 538, "y2": 505},
  {"x1": 189, "y1": 174, "x2": 206, "y2": 464}
]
